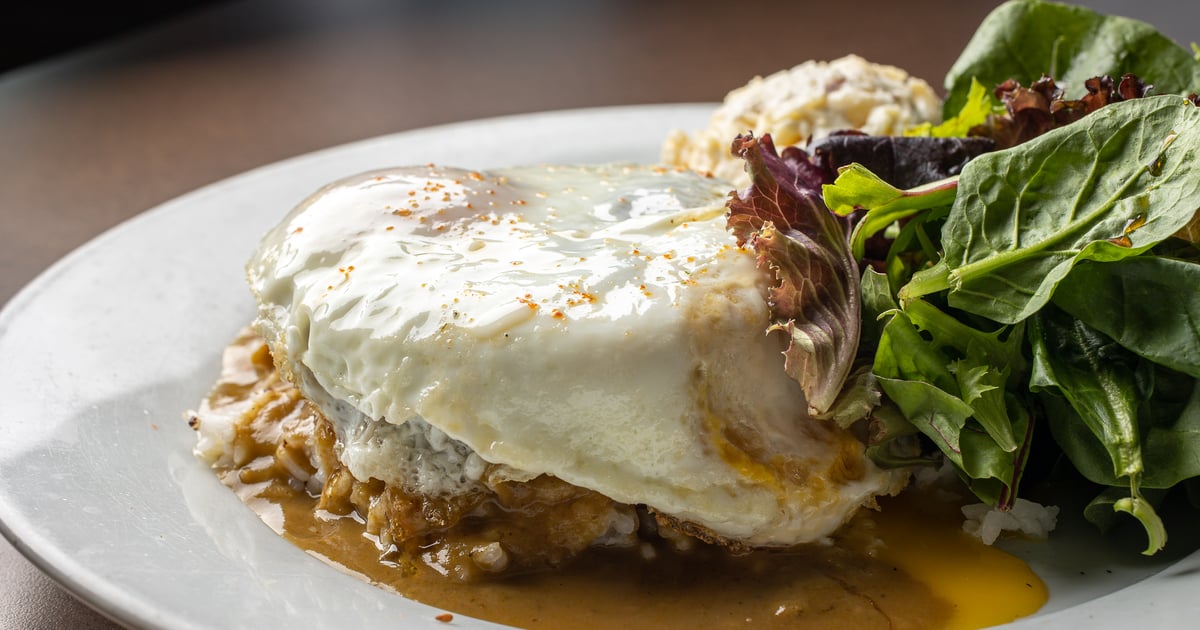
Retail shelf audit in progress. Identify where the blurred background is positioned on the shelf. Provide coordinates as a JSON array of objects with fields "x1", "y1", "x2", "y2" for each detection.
[
  {"x1": 2, "y1": 1, "x2": 1192, "y2": 77},
  {"x1": 8, "y1": 0, "x2": 1193, "y2": 309},
  {"x1": 0, "y1": 1, "x2": 1196, "y2": 628},
  {"x1": 1, "y1": 2, "x2": 214, "y2": 73}
]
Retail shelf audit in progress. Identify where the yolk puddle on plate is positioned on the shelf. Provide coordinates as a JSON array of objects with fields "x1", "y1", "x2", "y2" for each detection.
[{"x1": 868, "y1": 491, "x2": 1048, "y2": 629}]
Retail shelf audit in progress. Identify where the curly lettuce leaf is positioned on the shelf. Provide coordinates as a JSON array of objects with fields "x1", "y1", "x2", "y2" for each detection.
[
  {"x1": 944, "y1": 0, "x2": 1200, "y2": 116},
  {"x1": 898, "y1": 299, "x2": 1026, "y2": 450},
  {"x1": 901, "y1": 96, "x2": 1200, "y2": 324},
  {"x1": 727, "y1": 133, "x2": 859, "y2": 416},
  {"x1": 873, "y1": 298, "x2": 1031, "y2": 508},
  {"x1": 972, "y1": 73, "x2": 1153, "y2": 149}
]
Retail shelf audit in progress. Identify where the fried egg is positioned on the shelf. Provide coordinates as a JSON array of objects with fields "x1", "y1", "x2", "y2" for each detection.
[{"x1": 241, "y1": 163, "x2": 906, "y2": 546}]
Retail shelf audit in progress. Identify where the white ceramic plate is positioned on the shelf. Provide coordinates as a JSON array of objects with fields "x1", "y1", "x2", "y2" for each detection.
[{"x1": 1, "y1": 105, "x2": 1198, "y2": 629}]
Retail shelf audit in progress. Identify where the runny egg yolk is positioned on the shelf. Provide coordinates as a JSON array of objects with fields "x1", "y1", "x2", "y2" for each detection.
[{"x1": 867, "y1": 492, "x2": 1048, "y2": 629}]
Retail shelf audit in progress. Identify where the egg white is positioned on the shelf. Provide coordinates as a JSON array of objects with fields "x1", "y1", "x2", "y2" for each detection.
[{"x1": 245, "y1": 163, "x2": 905, "y2": 546}]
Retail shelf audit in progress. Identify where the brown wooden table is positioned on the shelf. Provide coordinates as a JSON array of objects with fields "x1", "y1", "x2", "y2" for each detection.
[{"x1": 1, "y1": 1, "x2": 1187, "y2": 627}]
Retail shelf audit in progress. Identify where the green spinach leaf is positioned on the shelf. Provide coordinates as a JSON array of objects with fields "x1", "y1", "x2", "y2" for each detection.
[
  {"x1": 944, "y1": 0, "x2": 1200, "y2": 116},
  {"x1": 901, "y1": 96, "x2": 1200, "y2": 324},
  {"x1": 1054, "y1": 257, "x2": 1200, "y2": 378},
  {"x1": 1041, "y1": 363, "x2": 1200, "y2": 490},
  {"x1": 1029, "y1": 306, "x2": 1165, "y2": 553},
  {"x1": 1139, "y1": 366, "x2": 1200, "y2": 489}
]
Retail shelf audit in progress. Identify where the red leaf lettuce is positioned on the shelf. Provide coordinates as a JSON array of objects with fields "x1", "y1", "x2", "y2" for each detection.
[{"x1": 727, "y1": 134, "x2": 860, "y2": 416}]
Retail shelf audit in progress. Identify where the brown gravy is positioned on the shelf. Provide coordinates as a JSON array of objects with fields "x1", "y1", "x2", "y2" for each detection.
[
  {"x1": 239, "y1": 473, "x2": 950, "y2": 629},
  {"x1": 198, "y1": 331, "x2": 1046, "y2": 629}
]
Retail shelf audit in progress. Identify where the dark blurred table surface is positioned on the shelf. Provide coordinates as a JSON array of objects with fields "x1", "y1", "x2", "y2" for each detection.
[{"x1": 0, "y1": 0, "x2": 1192, "y2": 627}]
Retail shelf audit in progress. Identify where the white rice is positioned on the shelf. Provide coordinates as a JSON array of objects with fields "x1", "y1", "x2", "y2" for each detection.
[{"x1": 962, "y1": 499, "x2": 1060, "y2": 545}]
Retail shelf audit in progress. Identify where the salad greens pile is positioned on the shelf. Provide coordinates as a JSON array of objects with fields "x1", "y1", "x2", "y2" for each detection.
[{"x1": 730, "y1": 0, "x2": 1200, "y2": 555}]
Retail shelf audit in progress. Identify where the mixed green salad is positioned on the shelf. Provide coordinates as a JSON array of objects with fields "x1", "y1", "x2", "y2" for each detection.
[{"x1": 730, "y1": 0, "x2": 1200, "y2": 555}]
